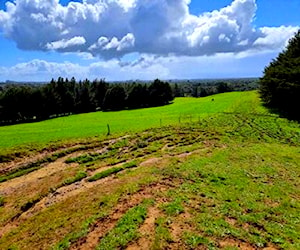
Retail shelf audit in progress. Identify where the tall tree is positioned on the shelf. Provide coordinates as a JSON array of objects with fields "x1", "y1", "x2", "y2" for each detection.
[
  {"x1": 259, "y1": 30, "x2": 300, "y2": 120},
  {"x1": 148, "y1": 79, "x2": 173, "y2": 106},
  {"x1": 102, "y1": 85, "x2": 126, "y2": 111}
]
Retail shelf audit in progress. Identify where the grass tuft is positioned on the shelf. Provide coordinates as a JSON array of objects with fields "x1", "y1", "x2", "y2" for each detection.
[
  {"x1": 88, "y1": 161, "x2": 138, "y2": 182},
  {"x1": 63, "y1": 171, "x2": 87, "y2": 185}
]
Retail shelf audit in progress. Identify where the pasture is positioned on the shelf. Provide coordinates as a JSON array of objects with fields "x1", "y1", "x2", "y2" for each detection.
[{"x1": 0, "y1": 91, "x2": 299, "y2": 249}]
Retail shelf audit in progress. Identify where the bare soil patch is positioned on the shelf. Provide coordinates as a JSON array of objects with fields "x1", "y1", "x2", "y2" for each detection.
[{"x1": 71, "y1": 181, "x2": 175, "y2": 250}]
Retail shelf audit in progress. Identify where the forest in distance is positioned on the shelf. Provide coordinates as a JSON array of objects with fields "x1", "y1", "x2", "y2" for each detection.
[{"x1": 0, "y1": 77, "x2": 258, "y2": 126}]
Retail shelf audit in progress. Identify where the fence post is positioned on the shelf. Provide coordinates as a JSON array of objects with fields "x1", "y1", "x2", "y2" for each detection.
[{"x1": 107, "y1": 124, "x2": 110, "y2": 136}]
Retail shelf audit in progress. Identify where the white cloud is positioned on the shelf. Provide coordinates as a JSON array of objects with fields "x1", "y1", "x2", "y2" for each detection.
[
  {"x1": 0, "y1": 0, "x2": 298, "y2": 58},
  {"x1": 254, "y1": 26, "x2": 299, "y2": 50},
  {"x1": 89, "y1": 33, "x2": 135, "y2": 54},
  {"x1": 46, "y1": 36, "x2": 86, "y2": 50},
  {"x1": 0, "y1": 51, "x2": 277, "y2": 82}
]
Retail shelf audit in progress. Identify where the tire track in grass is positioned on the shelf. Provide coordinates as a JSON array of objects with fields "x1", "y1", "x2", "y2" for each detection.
[
  {"x1": 126, "y1": 205, "x2": 162, "y2": 250},
  {"x1": 0, "y1": 137, "x2": 131, "y2": 237},
  {"x1": 70, "y1": 181, "x2": 175, "y2": 250},
  {"x1": 0, "y1": 135, "x2": 130, "y2": 182},
  {"x1": 1, "y1": 128, "x2": 217, "y2": 245},
  {"x1": 0, "y1": 164, "x2": 133, "y2": 238}
]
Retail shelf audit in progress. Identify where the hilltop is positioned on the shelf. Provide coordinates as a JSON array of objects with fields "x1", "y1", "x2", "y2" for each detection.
[{"x1": 0, "y1": 91, "x2": 299, "y2": 249}]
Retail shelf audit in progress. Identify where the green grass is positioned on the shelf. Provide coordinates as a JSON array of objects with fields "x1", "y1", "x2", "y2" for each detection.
[
  {"x1": 96, "y1": 199, "x2": 153, "y2": 250},
  {"x1": 87, "y1": 161, "x2": 138, "y2": 182},
  {"x1": 162, "y1": 198, "x2": 185, "y2": 216},
  {"x1": 158, "y1": 143, "x2": 300, "y2": 249},
  {"x1": 153, "y1": 216, "x2": 174, "y2": 249},
  {"x1": 0, "y1": 90, "x2": 299, "y2": 249},
  {"x1": 63, "y1": 171, "x2": 87, "y2": 185},
  {"x1": 0, "y1": 92, "x2": 249, "y2": 157},
  {"x1": 0, "y1": 148, "x2": 77, "y2": 183}
]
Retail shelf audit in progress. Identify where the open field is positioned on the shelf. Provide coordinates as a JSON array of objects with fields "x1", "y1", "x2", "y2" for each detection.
[
  {"x1": 0, "y1": 92, "x2": 249, "y2": 158},
  {"x1": 0, "y1": 91, "x2": 299, "y2": 249}
]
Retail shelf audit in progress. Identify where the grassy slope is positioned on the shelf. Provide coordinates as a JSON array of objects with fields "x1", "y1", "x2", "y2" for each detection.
[
  {"x1": 0, "y1": 91, "x2": 299, "y2": 249},
  {"x1": 0, "y1": 92, "x2": 241, "y2": 155}
]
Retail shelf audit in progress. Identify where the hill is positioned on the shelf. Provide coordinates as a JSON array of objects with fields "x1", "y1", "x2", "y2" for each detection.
[
  {"x1": 0, "y1": 91, "x2": 299, "y2": 249},
  {"x1": 0, "y1": 91, "x2": 250, "y2": 160}
]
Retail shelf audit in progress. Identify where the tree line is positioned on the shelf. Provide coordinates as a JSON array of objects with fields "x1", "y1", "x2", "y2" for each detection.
[
  {"x1": 0, "y1": 78, "x2": 173, "y2": 125},
  {"x1": 0, "y1": 76, "x2": 259, "y2": 126},
  {"x1": 172, "y1": 78, "x2": 258, "y2": 98},
  {"x1": 259, "y1": 29, "x2": 300, "y2": 121}
]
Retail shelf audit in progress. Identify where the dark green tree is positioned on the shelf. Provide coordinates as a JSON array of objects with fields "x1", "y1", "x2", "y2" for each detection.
[
  {"x1": 102, "y1": 85, "x2": 126, "y2": 111},
  {"x1": 216, "y1": 82, "x2": 231, "y2": 93},
  {"x1": 148, "y1": 79, "x2": 173, "y2": 106},
  {"x1": 126, "y1": 83, "x2": 149, "y2": 109},
  {"x1": 259, "y1": 30, "x2": 300, "y2": 120},
  {"x1": 90, "y1": 79, "x2": 109, "y2": 110}
]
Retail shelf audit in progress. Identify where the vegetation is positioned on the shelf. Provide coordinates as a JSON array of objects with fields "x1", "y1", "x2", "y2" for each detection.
[
  {"x1": 259, "y1": 29, "x2": 300, "y2": 120},
  {"x1": 172, "y1": 77, "x2": 258, "y2": 98},
  {"x1": 63, "y1": 171, "x2": 87, "y2": 186},
  {"x1": 96, "y1": 199, "x2": 153, "y2": 250},
  {"x1": 0, "y1": 91, "x2": 299, "y2": 249},
  {"x1": 87, "y1": 161, "x2": 138, "y2": 182},
  {"x1": 0, "y1": 78, "x2": 173, "y2": 125},
  {"x1": 0, "y1": 92, "x2": 245, "y2": 160}
]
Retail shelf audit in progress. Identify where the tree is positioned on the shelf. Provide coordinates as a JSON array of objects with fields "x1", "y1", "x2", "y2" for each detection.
[
  {"x1": 216, "y1": 82, "x2": 231, "y2": 93},
  {"x1": 102, "y1": 85, "x2": 126, "y2": 111},
  {"x1": 148, "y1": 79, "x2": 173, "y2": 106},
  {"x1": 259, "y1": 30, "x2": 300, "y2": 120},
  {"x1": 126, "y1": 83, "x2": 149, "y2": 109},
  {"x1": 90, "y1": 79, "x2": 109, "y2": 110}
]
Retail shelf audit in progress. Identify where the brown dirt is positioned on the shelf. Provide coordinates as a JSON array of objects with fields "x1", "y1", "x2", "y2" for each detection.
[
  {"x1": 0, "y1": 144, "x2": 83, "y2": 175},
  {"x1": 71, "y1": 182, "x2": 174, "y2": 250},
  {"x1": 225, "y1": 217, "x2": 237, "y2": 226},
  {"x1": 126, "y1": 206, "x2": 162, "y2": 250},
  {"x1": 0, "y1": 135, "x2": 130, "y2": 175},
  {"x1": 219, "y1": 239, "x2": 256, "y2": 249},
  {"x1": 0, "y1": 132, "x2": 220, "y2": 248},
  {"x1": 0, "y1": 151, "x2": 176, "y2": 239},
  {"x1": 0, "y1": 155, "x2": 78, "y2": 196}
]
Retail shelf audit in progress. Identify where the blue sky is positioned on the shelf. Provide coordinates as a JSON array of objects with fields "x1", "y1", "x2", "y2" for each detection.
[{"x1": 0, "y1": 0, "x2": 299, "y2": 82}]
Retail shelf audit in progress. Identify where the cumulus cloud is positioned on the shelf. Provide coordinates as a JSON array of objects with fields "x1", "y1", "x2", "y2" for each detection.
[
  {"x1": 46, "y1": 36, "x2": 86, "y2": 50},
  {"x1": 0, "y1": 59, "x2": 87, "y2": 81},
  {"x1": 254, "y1": 26, "x2": 299, "y2": 50},
  {"x1": 0, "y1": 58, "x2": 169, "y2": 81},
  {"x1": 0, "y1": 0, "x2": 298, "y2": 58},
  {"x1": 0, "y1": 50, "x2": 278, "y2": 82}
]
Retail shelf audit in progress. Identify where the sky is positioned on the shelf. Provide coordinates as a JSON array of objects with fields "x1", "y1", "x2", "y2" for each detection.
[{"x1": 0, "y1": 0, "x2": 299, "y2": 82}]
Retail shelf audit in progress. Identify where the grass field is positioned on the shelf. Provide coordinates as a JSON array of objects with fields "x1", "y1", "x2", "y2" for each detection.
[
  {"x1": 0, "y1": 91, "x2": 299, "y2": 249},
  {"x1": 0, "y1": 91, "x2": 249, "y2": 157}
]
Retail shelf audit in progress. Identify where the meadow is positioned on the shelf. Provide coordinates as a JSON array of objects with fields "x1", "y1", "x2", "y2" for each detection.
[
  {"x1": 0, "y1": 91, "x2": 244, "y2": 158},
  {"x1": 0, "y1": 91, "x2": 299, "y2": 249}
]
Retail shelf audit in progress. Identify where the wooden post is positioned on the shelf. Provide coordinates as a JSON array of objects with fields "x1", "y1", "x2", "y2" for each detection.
[{"x1": 107, "y1": 124, "x2": 110, "y2": 136}]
